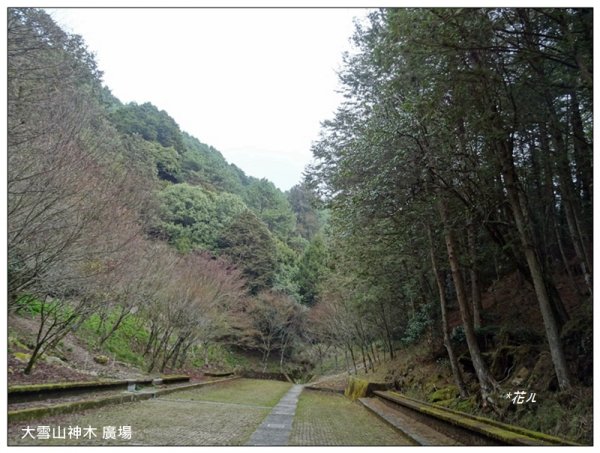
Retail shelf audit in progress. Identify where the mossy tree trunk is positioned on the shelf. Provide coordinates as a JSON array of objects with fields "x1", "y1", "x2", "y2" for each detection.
[
  {"x1": 24, "y1": 343, "x2": 43, "y2": 375},
  {"x1": 343, "y1": 348, "x2": 349, "y2": 373},
  {"x1": 359, "y1": 343, "x2": 368, "y2": 374}
]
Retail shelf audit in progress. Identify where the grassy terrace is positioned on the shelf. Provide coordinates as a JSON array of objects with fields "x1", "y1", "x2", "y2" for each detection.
[
  {"x1": 8, "y1": 379, "x2": 415, "y2": 446},
  {"x1": 289, "y1": 389, "x2": 412, "y2": 446},
  {"x1": 8, "y1": 379, "x2": 290, "y2": 446},
  {"x1": 167, "y1": 378, "x2": 292, "y2": 407}
]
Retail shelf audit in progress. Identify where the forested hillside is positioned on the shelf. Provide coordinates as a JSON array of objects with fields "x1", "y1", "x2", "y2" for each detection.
[
  {"x1": 8, "y1": 8, "x2": 324, "y2": 378},
  {"x1": 7, "y1": 8, "x2": 593, "y2": 443},
  {"x1": 305, "y1": 8, "x2": 592, "y2": 441}
]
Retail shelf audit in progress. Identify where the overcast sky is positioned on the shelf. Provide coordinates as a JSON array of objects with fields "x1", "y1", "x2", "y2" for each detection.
[{"x1": 48, "y1": 8, "x2": 365, "y2": 191}]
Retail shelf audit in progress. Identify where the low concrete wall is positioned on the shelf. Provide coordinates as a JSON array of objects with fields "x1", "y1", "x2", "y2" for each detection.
[
  {"x1": 239, "y1": 370, "x2": 290, "y2": 382},
  {"x1": 8, "y1": 375, "x2": 191, "y2": 404},
  {"x1": 344, "y1": 377, "x2": 389, "y2": 400},
  {"x1": 303, "y1": 385, "x2": 344, "y2": 395},
  {"x1": 204, "y1": 371, "x2": 234, "y2": 377},
  {"x1": 8, "y1": 376, "x2": 239, "y2": 423},
  {"x1": 374, "y1": 391, "x2": 580, "y2": 446}
]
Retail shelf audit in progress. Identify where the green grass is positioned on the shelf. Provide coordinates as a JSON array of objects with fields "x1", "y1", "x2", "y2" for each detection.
[
  {"x1": 13, "y1": 294, "x2": 42, "y2": 315},
  {"x1": 14, "y1": 295, "x2": 56, "y2": 317},
  {"x1": 289, "y1": 389, "x2": 411, "y2": 445},
  {"x1": 9, "y1": 397, "x2": 270, "y2": 446},
  {"x1": 79, "y1": 311, "x2": 149, "y2": 367},
  {"x1": 191, "y1": 343, "x2": 251, "y2": 370},
  {"x1": 12, "y1": 295, "x2": 149, "y2": 368},
  {"x1": 193, "y1": 344, "x2": 296, "y2": 375},
  {"x1": 168, "y1": 378, "x2": 292, "y2": 407},
  {"x1": 501, "y1": 388, "x2": 593, "y2": 445}
]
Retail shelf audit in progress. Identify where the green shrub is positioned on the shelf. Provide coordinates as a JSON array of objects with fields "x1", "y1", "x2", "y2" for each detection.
[
  {"x1": 79, "y1": 310, "x2": 148, "y2": 367},
  {"x1": 450, "y1": 325, "x2": 466, "y2": 345},
  {"x1": 14, "y1": 295, "x2": 44, "y2": 317},
  {"x1": 401, "y1": 303, "x2": 433, "y2": 345}
]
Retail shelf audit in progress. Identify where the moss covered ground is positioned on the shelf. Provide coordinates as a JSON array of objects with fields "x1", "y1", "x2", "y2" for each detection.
[
  {"x1": 289, "y1": 389, "x2": 412, "y2": 445},
  {"x1": 312, "y1": 340, "x2": 592, "y2": 445},
  {"x1": 8, "y1": 378, "x2": 290, "y2": 446},
  {"x1": 168, "y1": 378, "x2": 292, "y2": 407}
]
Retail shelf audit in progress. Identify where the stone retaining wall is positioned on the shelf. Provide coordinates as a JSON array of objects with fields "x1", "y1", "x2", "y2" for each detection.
[
  {"x1": 8, "y1": 376, "x2": 239, "y2": 423},
  {"x1": 9, "y1": 375, "x2": 191, "y2": 403}
]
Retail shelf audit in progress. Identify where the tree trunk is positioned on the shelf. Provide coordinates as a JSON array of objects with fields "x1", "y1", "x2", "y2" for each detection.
[
  {"x1": 467, "y1": 218, "x2": 483, "y2": 329},
  {"x1": 348, "y1": 344, "x2": 358, "y2": 375},
  {"x1": 569, "y1": 91, "x2": 593, "y2": 213},
  {"x1": 262, "y1": 337, "x2": 272, "y2": 372},
  {"x1": 378, "y1": 300, "x2": 395, "y2": 360},
  {"x1": 344, "y1": 348, "x2": 350, "y2": 374},
  {"x1": 554, "y1": 221, "x2": 581, "y2": 298},
  {"x1": 203, "y1": 342, "x2": 210, "y2": 366},
  {"x1": 160, "y1": 336, "x2": 186, "y2": 373},
  {"x1": 177, "y1": 341, "x2": 194, "y2": 369},
  {"x1": 163, "y1": 336, "x2": 184, "y2": 372},
  {"x1": 170, "y1": 343, "x2": 182, "y2": 369},
  {"x1": 96, "y1": 307, "x2": 109, "y2": 335},
  {"x1": 547, "y1": 97, "x2": 592, "y2": 296},
  {"x1": 359, "y1": 343, "x2": 368, "y2": 374},
  {"x1": 143, "y1": 322, "x2": 158, "y2": 357},
  {"x1": 366, "y1": 343, "x2": 375, "y2": 372},
  {"x1": 438, "y1": 198, "x2": 497, "y2": 403},
  {"x1": 371, "y1": 342, "x2": 379, "y2": 364},
  {"x1": 402, "y1": 260, "x2": 416, "y2": 318},
  {"x1": 280, "y1": 335, "x2": 289, "y2": 372},
  {"x1": 99, "y1": 307, "x2": 131, "y2": 346},
  {"x1": 498, "y1": 138, "x2": 572, "y2": 390},
  {"x1": 427, "y1": 224, "x2": 468, "y2": 398},
  {"x1": 147, "y1": 327, "x2": 172, "y2": 373},
  {"x1": 24, "y1": 342, "x2": 43, "y2": 375}
]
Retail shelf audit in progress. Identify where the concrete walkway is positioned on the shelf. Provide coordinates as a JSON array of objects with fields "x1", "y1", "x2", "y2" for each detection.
[{"x1": 246, "y1": 384, "x2": 303, "y2": 446}]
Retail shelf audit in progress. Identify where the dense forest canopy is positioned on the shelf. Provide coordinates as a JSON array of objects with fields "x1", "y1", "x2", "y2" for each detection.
[{"x1": 7, "y1": 8, "x2": 593, "y2": 438}]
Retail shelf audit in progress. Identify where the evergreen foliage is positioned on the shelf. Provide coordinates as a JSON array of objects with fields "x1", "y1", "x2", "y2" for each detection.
[
  {"x1": 110, "y1": 102, "x2": 185, "y2": 152},
  {"x1": 307, "y1": 8, "x2": 592, "y2": 397},
  {"x1": 217, "y1": 211, "x2": 279, "y2": 295},
  {"x1": 157, "y1": 183, "x2": 248, "y2": 251}
]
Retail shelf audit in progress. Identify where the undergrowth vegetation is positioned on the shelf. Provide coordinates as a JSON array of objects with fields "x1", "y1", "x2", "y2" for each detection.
[{"x1": 79, "y1": 312, "x2": 149, "y2": 367}]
